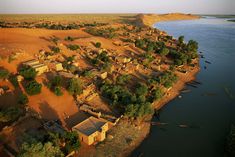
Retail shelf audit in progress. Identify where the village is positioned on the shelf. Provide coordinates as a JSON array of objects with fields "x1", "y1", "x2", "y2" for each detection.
[{"x1": 0, "y1": 21, "x2": 199, "y2": 157}]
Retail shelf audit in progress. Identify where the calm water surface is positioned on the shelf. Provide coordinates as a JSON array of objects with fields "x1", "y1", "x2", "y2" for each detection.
[{"x1": 132, "y1": 18, "x2": 235, "y2": 157}]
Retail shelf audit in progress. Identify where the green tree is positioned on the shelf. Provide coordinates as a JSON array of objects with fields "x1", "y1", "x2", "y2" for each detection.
[
  {"x1": 178, "y1": 36, "x2": 184, "y2": 44},
  {"x1": 25, "y1": 80, "x2": 42, "y2": 95},
  {"x1": 159, "y1": 47, "x2": 169, "y2": 56},
  {"x1": 187, "y1": 40, "x2": 198, "y2": 53},
  {"x1": 63, "y1": 131, "x2": 80, "y2": 154},
  {"x1": 151, "y1": 88, "x2": 163, "y2": 101},
  {"x1": 135, "y1": 83, "x2": 148, "y2": 96},
  {"x1": 95, "y1": 42, "x2": 101, "y2": 48},
  {"x1": 116, "y1": 74, "x2": 130, "y2": 85},
  {"x1": 67, "y1": 78, "x2": 83, "y2": 95},
  {"x1": 19, "y1": 66, "x2": 37, "y2": 80}
]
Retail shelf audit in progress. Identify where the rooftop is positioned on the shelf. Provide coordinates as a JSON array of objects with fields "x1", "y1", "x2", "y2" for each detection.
[{"x1": 72, "y1": 116, "x2": 106, "y2": 136}]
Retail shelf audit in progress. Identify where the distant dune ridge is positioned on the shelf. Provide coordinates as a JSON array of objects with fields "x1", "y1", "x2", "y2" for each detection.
[{"x1": 135, "y1": 13, "x2": 200, "y2": 27}]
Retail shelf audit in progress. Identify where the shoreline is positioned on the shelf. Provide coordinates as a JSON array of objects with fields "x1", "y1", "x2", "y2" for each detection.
[{"x1": 123, "y1": 63, "x2": 200, "y2": 157}]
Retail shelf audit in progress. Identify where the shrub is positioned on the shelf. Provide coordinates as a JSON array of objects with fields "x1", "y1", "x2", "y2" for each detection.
[
  {"x1": 25, "y1": 80, "x2": 42, "y2": 95},
  {"x1": 19, "y1": 66, "x2": 37, "y2": 80},
  {"x1": 18, "y1": 93, "x2": 29, "y2": 105},
  {"x1": 54, "y1": 86, "x2": 63, "y2": 96}
]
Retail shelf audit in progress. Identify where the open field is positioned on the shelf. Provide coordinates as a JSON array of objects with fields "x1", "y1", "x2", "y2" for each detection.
[{"x1": 0, "y1": 14, "x2": 137, "y2": 24}]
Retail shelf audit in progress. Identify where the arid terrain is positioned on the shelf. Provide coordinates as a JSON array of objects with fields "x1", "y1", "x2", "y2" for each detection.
[{"x1": 0, "y1": 13, "x2": 200, "y2": 157}]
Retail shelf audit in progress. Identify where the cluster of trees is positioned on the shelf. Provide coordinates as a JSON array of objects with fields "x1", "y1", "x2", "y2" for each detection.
[
  {"x1": 67, "y1": 44, "x2": 80, "y2": 51},
  {"x1": 91, "y1": 51, "x2": 113, "y2": 72},
  {"x1": 85, "y1": 27, "x2": 118, "y2": 39},
  {"x1": 47, "y1": 75, "x2": 63, "y2": 96},
  {"x1": 169, "y1": 39, "x2": 198, "y2": 66},
  {"x1": 135, "y1": 36, "x2": 199, "y2": 66},
  {"x1": 19, "y1": 66, "x2": 42, "y2": 95},
  {"x1": 153, "y1": 71, "x2": 178, "y2": 88},
  {"x1": 19, "y1": 131, "x2": 80, "y2": 157},
  {"x1": 100, "y1": 75, "x2": 166, "y2": 118},
  {"x1": 35, "y1": 23, "x2": 80, "y2": 30}
]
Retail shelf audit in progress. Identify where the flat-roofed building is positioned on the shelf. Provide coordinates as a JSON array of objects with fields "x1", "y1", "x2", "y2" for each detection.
[
  {"x1": 72, "y1": 116, "x2": 109, "y2": 145},
  {"x1": 23, "y1": 59, "x2": 48, "y2": 75}
]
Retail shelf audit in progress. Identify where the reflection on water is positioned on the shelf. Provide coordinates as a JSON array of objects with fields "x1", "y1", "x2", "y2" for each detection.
[{"x1": 132, "y1": 18, "x2": 235, "y2": 157}]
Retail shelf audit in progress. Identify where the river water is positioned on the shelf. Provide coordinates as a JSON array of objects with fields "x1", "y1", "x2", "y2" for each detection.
[{"x1": 132, "y1": 18, "x2": 235, "y2": 157}]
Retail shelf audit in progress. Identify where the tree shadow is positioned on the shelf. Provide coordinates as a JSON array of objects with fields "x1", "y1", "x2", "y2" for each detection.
[{"x1": 38, "y1": 101, "x2": 60, "y2": 120}]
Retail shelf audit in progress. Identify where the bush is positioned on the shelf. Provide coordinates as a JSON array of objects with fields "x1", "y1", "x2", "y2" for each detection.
[
  {"x1": 0, "y1": 69, "x2": 9, "y2": 79},
  {"x1": 19, "y1": 66, "x2": 37, "y2": 80},
  {"x1": 18, "y1": 93, "x2": 29, "y2": 105},
  {"x1": 67, "y1": 78, "x2": 83, "y2": 95},
  {"x1": 95, "y1": 42, "x2": 101, "y2": 48},
  {"x1": 50, "y1": 46, "x2": 60, "y2": 53},
  {"x1": 64, "y1": 36, "x2": 74, "y2": 41},
  {"x1": 25, "y1": 80, "x2": 42, "y2": 95}
]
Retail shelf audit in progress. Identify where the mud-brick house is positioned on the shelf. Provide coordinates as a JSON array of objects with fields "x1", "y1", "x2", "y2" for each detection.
[
  {"x1": 23, "y1": 59, "x2": 49, "y2": 75},
  {"x1": 50, "y1": 61, "x2": 63, "y2": 71},
  {"x1": 72, "y1": 116, "x2": 109, "y2": 145}
]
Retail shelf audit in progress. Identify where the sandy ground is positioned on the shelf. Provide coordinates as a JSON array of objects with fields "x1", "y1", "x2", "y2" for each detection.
[{"x1": 137, "y1": 13, "x2": 200, "y2": 27}]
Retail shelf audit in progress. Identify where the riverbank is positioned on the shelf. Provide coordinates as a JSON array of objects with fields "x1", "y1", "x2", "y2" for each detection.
[{"x1": 93, "y1": 61, "x2": 200, "y2": 157}]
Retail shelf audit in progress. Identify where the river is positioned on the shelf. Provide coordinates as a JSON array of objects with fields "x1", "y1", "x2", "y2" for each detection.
[{"x1": 131, "y1": 17, "x2": 235, "y2": 157}]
